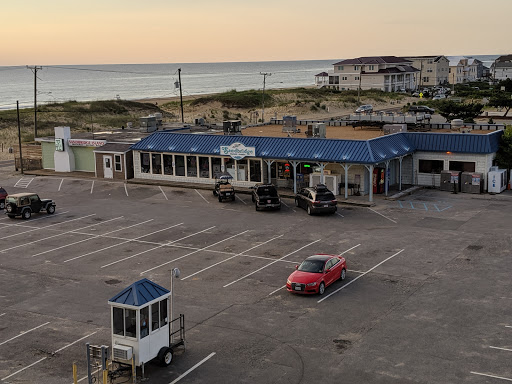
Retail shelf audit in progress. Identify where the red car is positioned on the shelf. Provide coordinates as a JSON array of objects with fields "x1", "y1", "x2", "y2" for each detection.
[
  {"x1": 0, "y1": 187, "x2": 7, "y2": 210},
  {"x1": 286, "y1": 254, "x2": 346, "y2": 295}
]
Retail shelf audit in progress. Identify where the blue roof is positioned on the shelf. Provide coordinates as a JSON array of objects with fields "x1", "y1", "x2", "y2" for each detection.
[
  {"x1": 129, "y1": 130, "x2": 502, "y2": 165},
  {"x1": 109, "y1": 278, "x2": 170, "y2": 307}
]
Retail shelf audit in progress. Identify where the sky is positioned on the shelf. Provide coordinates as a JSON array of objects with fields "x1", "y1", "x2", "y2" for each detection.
[{"x1": 2, "y1": 0, "x2": 511, "y2": 66}]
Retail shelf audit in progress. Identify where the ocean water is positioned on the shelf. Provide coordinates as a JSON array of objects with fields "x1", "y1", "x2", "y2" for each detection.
[{"x1": 0, "y1": 55, "x2": 500, "y2": 110}]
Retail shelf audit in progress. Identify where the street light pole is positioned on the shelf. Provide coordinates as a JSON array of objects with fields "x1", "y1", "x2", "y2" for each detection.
[
  {"x1": 357, "y1": 65, "x2": 363, "y2": 103},
  {"x1": 260, "y1": 72, "x2": 271, "y2": 123},
  {"x1": 170, "y1": 268, "x2": 180, "y2": 343}
]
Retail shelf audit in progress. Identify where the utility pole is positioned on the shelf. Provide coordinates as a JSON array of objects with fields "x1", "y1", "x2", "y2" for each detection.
[
  {"x1": 27, "y1": 65, "x2": 42, "y2": 138},
  {"x1": 260, "y1": 72, "x2": 271, "y2": 123},
  {"x1": 17, "y1": 101, "x2": 24, "y2": 175},
  {"x1": 178, "y1": 68, "x2": 184, "y2": 123},
  {"x1": 357, "y1": 65, "x2": 363, "y2": 103}
]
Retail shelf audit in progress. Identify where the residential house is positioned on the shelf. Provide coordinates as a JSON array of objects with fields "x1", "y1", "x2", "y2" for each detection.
[
  {"x1": 490, "y1": 54, "x2": 512, "y2": 81},
  {"x1": 322, "y1": 56, "x2": 419, "y2": 92},
  {"x1": 403, "y1": 55, "x2": 450, "y2": 87},
  {"x1": 448, "y1": 57, "x2": 483, "y2": 84},
  {"x1": 314, "y1": 72, "x2": 329, "y2": 87}
]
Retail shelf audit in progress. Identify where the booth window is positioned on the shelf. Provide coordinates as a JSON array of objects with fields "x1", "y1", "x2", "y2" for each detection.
[
  {"x1": 140, "y1": 306, "x2": 149, "y2": 339},
  {"x1": 249, "y1": 160, "x2": 261, "y2": 182},
  {"x1": 449, "y1": 161, "x2": 475, "y2": 172},
  {"x1": 151, "y1": 302, "x2": 160, "y2": 332},
  {"x1": 152, "y1": 154, "x2": 162, "y2": 174},
  {"x1": 199, "y1": 157, "x2": 210, "y2": 178},
  {"x1": 113, "y1": 307, "x2": 136, "y2": 338},
  {"x1": 186, "y1": 156, "x2": 198, "y2": 177},
  {"x1": 114, "y1": 155, "x2": 122, "y2": 172},
  {"x1": 160, "y1": 299, "x2": 168, "y2": 327},
  {"x1": 113, "y1": 307, "x2": 124, "y2": 336},
  {"x1": 175, "y1": 155, "x2": 185, "y2": 176},
  {"x1": 140, "y1": 153, "x2": 150, "y2": 173},
  {"x1": 419, "y1": 160, "x2": 443, "y2": 173},
  {"x1": 163, "y1": 155, "x2": 173, "y2": 175}
]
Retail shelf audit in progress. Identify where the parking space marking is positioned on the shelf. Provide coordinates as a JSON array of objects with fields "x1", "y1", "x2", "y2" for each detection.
[
  {"x1": 0, "y1": 213, "x2": 96, "y2": 241},
  {"x1": 0, "y1": 211, "x2": 70, "y2": 228},
  {"x1": 169, "y1": 352, "x2": 216, "y2": 384},
  {"x1": 318, "y1": 249, "x2": 404, "y2": 303},
  {"x1": 368, "y1": 207, "x2": 397, "y2": 224},
  {"x1": 336, "y1": 212, "x2": 344, "y2": 218},
  {"x1": 470, "y1": 372, "x2": 512, "y2": 382},
  {"x1": 1, "y1": 357, "x2": 48, "y2": 381},
  {"x1": 124, "y1": 183, "x2": 129, "y2": 196},
  {"x1": 195, "y1": 189, "x2": 209, "y2": 204},
  {"x1": 506, "y1": 326, "x2": 512, "y2": 328},
  {"x1": 0, "y1": 216, "x2": 121, "y2": 254},
  {"x1": 281, "y1": 200, "x2": 289, "y2": 208},
  {"x1": 65, "y1": 223, "x2": 184, "y2": 263},
  {"x1": 58, "y1": 178, "x2": 64, "y2": 191},
  {"x1": 159, "y1": 186, "x2": 169, "y2": 200},
  {"x1": 104, "y1": 226, "x2": 216, "y2": 269},
  {"x1": 223, "y1": 239, "x2": 322, "y2": 288},
  {"x1": 32, "y1": 219, "x2": 153, "y2": 257},
  {"x1": 14, "y1": 177, "x2": 34, "y2": 188},
  {"x1": 489, "y1": 346, "x2": 512, "y2": 352},
  {"x1": 140, "y1": 229, "x2": 249, "y2": 275},
  {"x1": 0, "y1": 313, "x2": 5, "y2": 317},
  {"x1": 0, "y1": 322, "x2": 50, "y2": 346},
  {"x1": 268, "y1": 285, "x2": 286, "y2": 296},
  {"x1": 236, "y1": 194, "x2": 247, "y2": 205},
  {"x1": 182, "y1": 235, "x2": 284, "y2": 280},
  {"x1": 339, "y1": 244, "x2": 360, "y2": 256},
  {"x1": 53, "y1": 331, "x2": 98, "y2": 354},
  {"x1": 90, "y1": 180, "x2": 94, "y2": 194}
]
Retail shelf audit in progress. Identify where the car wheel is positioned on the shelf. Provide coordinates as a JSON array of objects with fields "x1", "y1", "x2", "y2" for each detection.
[
  {"x1": 0, "y1": 201, "x2": 4, "y2": 210},
  {"x1": 157, "y1": 347, "x2": 173, "y2": 366},
  {"x1": 318, "y1": 282, "x2": 325, "y2": 295},
  {"x1": 218, "y1": 196, "x2": 222, "y2": 203},
  {"x1": 6, "y1": 203, "x2": 14, "y2": 213},
  {"x1": 46, "y1": 205, "x2": 55, "y2": 214},
  {"x1": 307, "y1": 205, "x2": 312, "y2": 215},
  {"x1": 22, "y1": 209, "x2": 31, "y2": 220},
  {"x1": 340, "y1": 268, "x2": 346, "y2": 281},
  {"x1": 295, "y1": 199, "x2": 299, "y2": 207}
]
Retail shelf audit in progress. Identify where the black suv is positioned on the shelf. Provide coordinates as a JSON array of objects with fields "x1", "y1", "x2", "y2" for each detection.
[
  {"x1": 251, "y1": 184, "x2": 281, "y2": 211},
  {"x1": 4, "y1": 193, "x2": 56, "y2": 219},
  {"x1": 408, "y1": 105, "x2": 435, "y2": 114},
  {"x1": 295, "y1": 184, "x2": 337, "y2": 215}
]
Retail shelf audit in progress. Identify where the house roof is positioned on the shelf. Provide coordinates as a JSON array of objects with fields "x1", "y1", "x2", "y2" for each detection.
[
  {"x1": 333, "y1": 56, "x2": 412, "y2": 66},
  {"x1": 108, "y1": 278, "x2": 170, "y2": 307},
  {"x1": 496, "y1": 54, "x2": 512, "y2": 63},
  {"x1": 364, "y1": 65, "x2": 420, "y2": 74},
  {"x1": 315, "y1": 72, "x2": 328, "y2": 77},
  {"x1": 94, "y1": 143, "x2": 133, "y2": 153},
  {"x1": 404, "y1": 131, "x2": 502, "y2": 154}
]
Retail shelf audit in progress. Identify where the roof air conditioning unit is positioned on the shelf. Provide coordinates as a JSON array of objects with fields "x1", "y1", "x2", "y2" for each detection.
[{"x1": 113, "y1": 345, "x2": 133, "y2": 361}]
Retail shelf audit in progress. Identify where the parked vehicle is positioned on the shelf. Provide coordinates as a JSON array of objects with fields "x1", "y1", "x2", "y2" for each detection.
[
  {"x1": 213, "y1": 174, "x2": 235, "y2": 202},
  {"x1": 251, "y1": 184, "x2": 281, "y2": 211},
  {"x1": 355, "y1": 104, "x2": 373, "y2": 113},
  {"x1": 0, "y1": 187, "x2": 7, "y2": 210},
  {"x1": 286, "y1": 254, "x2": 347, "y2": 295},
  {"x1": 295, "y1": 184, "x2": 337, "y2": 215},
  {"x1": 432, "y1": 94, "x2": 446, "y2": 100},
  {"x1": 408, "y1": 105, "x2": 435, "y2": 114},
  {"x1": 4, "y1": 193, "x2": 56, "y2": 219}
]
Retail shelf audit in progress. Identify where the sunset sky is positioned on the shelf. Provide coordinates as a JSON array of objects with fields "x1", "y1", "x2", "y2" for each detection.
[{"x1": 2, "y1": 0, "x2": 511, "y2": 66}]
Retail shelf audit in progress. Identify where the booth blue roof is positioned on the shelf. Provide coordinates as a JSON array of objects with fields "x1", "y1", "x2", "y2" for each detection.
[
  {"x1": 109, "y1": 278, "x2": 170, "y2": 307},
  {"x1": 130, "y1": 130, "x2": 502, "y2": 164}
]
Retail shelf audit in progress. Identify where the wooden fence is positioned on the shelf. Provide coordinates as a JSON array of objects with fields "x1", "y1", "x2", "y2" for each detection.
[{"x1": 13, "y1": 143, "x2": 42, "y2": 171}]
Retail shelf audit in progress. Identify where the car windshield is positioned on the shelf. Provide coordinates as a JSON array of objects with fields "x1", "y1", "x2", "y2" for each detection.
[
  {"x1": 316, "y1": 193, "x2": 334, "y2": 201},
  {"x1": 257, "y1": 187, "x2": 278, "y2": 197},
  {"x1": 298, "y1": 259, "x2": 325, "y2": 273}
]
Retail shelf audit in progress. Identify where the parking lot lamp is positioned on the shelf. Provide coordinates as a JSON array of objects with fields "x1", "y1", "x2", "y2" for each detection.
[{"x1": 170, "y1": 268, "x2": 180, "y2": 343}]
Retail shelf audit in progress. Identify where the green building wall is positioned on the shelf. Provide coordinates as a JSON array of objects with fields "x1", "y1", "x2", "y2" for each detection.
[
  {"x1": 41, "y1": 142, "x2": 55, "y2": 169},
  {"x1": 71, "y1": 146, "x2": 95, "y2": 172}
]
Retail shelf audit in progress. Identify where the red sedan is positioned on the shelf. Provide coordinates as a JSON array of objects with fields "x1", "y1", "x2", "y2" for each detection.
[{"x1": 286, "y1": 254, "x2": 346, "y2": 295}]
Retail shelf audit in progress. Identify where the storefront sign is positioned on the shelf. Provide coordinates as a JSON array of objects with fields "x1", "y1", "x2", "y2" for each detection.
[
  {"x1": 68, "y1": 139, "x2": 107, "y2": 147},
  {"x1": 55, "y1": 138, "x2": 64, "y2": 152},
  {"x1": 220, "y1": 142, "x2": 255, "y2": 160}
]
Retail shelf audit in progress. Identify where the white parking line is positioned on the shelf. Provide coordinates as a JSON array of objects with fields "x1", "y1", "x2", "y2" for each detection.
[
  {"x1": 140, "y1": 230, "x2": 249, "y2": 275},
  {"x1": 54, "y1": 331, "x2": 98, "y2": 354},
  {"x1": 368, "y1": 207, "x2": 397, "y2": 224},
  {"x1": 336, "y1": 212, "x2": 344, "y2": 218},
  {"x1": 14, "y1": 177, "x2": 34, "y2": 188},
  {"x1": 490, "y1": 346, "x2": 512, "y2": 352},
  {"x1": 182, "y1": 235, "x2": 284, "y2": 280},
  {"x1": 32, "y1": 219, "x2": 153, "y2": 257},
  {"x1": 0, "y1": 313, "x2": 5, "y2": 317},
  {"x1": 0, "y1": 213, "x2": 96, "y2": 241},
  {"x1": 268, "y1": 285, "x2": 286, "y2": 296},
  {"x1": 58, "y1": 178, "x2": 64, "y2": 191},
  {"x1": 0, "y1": 322, "x2": 50, "y2": 346},
  {"x1": 318, "y1": 249, "x2": 405, "y2": 303},
  {"x1": 0, "y1": 216, "x2": 120, "y2": 254},
  {"x1": 223, "y1": 239, "x2": 322, "y2": 288},
  {"x1": 90, "y1": 180, "x2": 94, "y2": 194},
  {"x1": 236, "y1": 195, "x2": 247, "y2": 205},
  {"x1": 339, "y1": 244, "x2": 360, "y2": 256},
  {"x1": 169, "y1": 352, "x2": 216, "y2": 384},
  {"x1": 64, "y1": 223, "x2": 183, "y2": 263},
  {"x1": 104, "y1": 226, "x2": 216, "y2": 269},
  {"x1": 124, "y1": 183, "x2": 129, "y2": 196},
  {"x1": 195, "y1": 189, "x2": 209, "y2": 204},
  {"x1": 470, "y1": 372, "x2": 512, "y2": 381},
  {"x1": 159, "y1": 186, "x2": 169, "y2": 200},
  {"x1": 0, "y1": 211, "x2": 70, "y2": 228},
  {"x1": 281, "y1": 201, "x2": 290, "y2": 208}
]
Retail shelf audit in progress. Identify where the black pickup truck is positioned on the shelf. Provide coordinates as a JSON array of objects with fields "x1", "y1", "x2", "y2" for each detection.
[
  {"x1": 4, "y1": 193, "x2": 56, "y2": 219},
  {"x1": 252, "y1": 184, "x2": 281, "y2": 211}
]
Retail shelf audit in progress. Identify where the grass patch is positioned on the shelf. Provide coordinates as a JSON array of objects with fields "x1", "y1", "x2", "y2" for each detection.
[{"x1": 191, "y1": 89, "x2": 272, "y2": 109}]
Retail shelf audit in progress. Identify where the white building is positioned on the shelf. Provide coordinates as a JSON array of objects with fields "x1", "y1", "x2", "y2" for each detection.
[
  {"x1": 490, "y1": 54, "x2": 512, "y2": 81},
  {"x1": 448, "y1": 57, "x2": 484, "y2": 84}
]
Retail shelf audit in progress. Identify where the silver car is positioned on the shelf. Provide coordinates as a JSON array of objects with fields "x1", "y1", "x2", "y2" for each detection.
[{"x1": 355, "y1": 104, "x2": 373, "y2": 113}]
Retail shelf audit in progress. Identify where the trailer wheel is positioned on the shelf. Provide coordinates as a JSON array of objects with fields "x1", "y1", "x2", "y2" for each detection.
[{"x1": 158, "y1": 347, "x2": 173, "y2": 366}]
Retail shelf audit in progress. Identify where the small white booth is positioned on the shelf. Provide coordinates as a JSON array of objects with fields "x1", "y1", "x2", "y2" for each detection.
[{"x1": 108, "y1": 278, "x2": 183, "y2": 367}]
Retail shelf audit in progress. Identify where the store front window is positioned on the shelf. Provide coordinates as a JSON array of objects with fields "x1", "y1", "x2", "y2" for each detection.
[
  {"x1": 140, "y1": 153, "x2": 150, "y2": 173},
  {"x1": 249, "y1": 160, "x2": 261, "y2": 182},
  {"x1": 175, "y1": 155, "x2": 185, "y2": 176},
  {"x1": 211, "y1": 157, "x2": 222, "y2": 177},
  {"x1": 449, "y1": 161, "x2": 475, "y2": 172},
  {"x1": 186, "y1": 156, "x2": 198, "y2": 177},
  {"x1": 277, "y1": 161, "x2": 293, "y2": 180},
  {"x1": 163, "y1": 154, "x2": 173, "y2": 175},
  {"x1": 237, "y1": 159, "x2": 248, "y2": 181},
  {"x1": 225, "y1": 158, "x2": 235, "y2": 179},
  {"x1": 151, "y1": 153, "x2": 162, "y2": 174},
  {"x1": 199, "y1": 157, "x2": 210, "y2": 178}
]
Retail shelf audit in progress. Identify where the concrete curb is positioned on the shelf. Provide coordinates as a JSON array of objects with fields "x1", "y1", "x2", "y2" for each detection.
[{"x1": 386, "y1": 186, "x2": 424, "y2": 201}]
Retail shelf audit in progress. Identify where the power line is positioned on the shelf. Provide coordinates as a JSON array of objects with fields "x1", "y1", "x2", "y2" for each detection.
[{"x1": 44, "y1": 65, "x2": 171, "y2": 76}]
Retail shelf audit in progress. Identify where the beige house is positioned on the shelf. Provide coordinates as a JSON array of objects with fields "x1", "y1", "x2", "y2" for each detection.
[
  {"x1": 322, "y1": 56, "x2": 419, "y2": 92},
  {"x1": 403, "y1": 56, "x2": 450, "y2": 87},
  {"x1": 448, "y1": 57, "x2": 483, "y2": 84}
]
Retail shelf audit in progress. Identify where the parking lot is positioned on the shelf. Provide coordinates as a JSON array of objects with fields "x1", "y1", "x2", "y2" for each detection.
[{"x1": 1, "y1": 173, "x2": 511, "y2": 383}]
